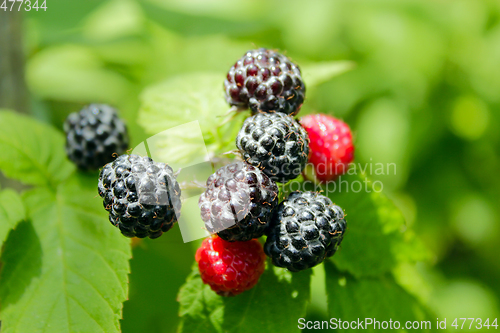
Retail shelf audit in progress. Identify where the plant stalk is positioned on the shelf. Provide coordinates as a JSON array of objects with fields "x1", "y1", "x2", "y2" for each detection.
[{"x1": 0, "y1": 10, "x2": 28, "y2": 113}]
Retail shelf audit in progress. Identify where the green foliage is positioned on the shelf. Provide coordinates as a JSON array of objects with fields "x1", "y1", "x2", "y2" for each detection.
[
  {"x1": 138, "y1": 72, "x2": 246, "y2": 163},
  {"x1": 0, "y1": 189, "x2": 25, "y2": 248},
  {"x1": 137, "y1": 64, "x2": 355, "y2": 164},
  {"x1": 325, "y1": 261, "x2": 432, "y2": 331},
  {"x1": 129, "y1": 63, "x2": 428, "y2": 331},
  {"x1": 138, "y1": 1, "x2": 270, "y2": 38},
  {"x1": 0, "y1": 111, "x2": 131, "y2": 333},
  {"x1": 178, "y1": 264, "x2": 311, "y2": 333},
  {"x1": 146, "y1": 73, "x2": 432, "y2": 329},
  {"x1": 121, "y1": 232, "x2": 194, "y2": 333},
  {"x1": 26, "y1": 45, "x2": 134, "y2": 105},
  {"x1": 303, "y1": 174, "x2": 430, "y2": 278},
  {"x1": 0, "y1": 110, "x2": 74, "y2": 188},
  {"x1": 6, "y1": 0, "x2": 499, "y2": 331},
  {"x1": 301, "y1": 61, "x2": 356, "y2": 89},
  {"x1": 138, "y1": 73, "x2": 229, "y2": 142},
  {"x1": 175, "y1": 171, "x2": 431, "y2": 332}
]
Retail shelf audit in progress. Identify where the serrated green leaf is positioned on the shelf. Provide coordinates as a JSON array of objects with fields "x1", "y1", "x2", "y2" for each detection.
[
  {"x1": 0, "y1": 173, "x2": 131, "y2": 333},
  {"x1": 138, "y1": 72, "x2": 246, "y2": 164},
  {"x1": 139, "y1": 72, "x2": 227, "y2": 135},
  {"x1": 178, "y1": 263, "x2": 311, "y2": 333},
  {"x1": 325, "y1": 261, "x2": 433, "y2": 332},
  {"x1": 0, "y1": 110, "x2": 74, "y2": 187},
  {"x1": 0, "y1": 189, "x2": 26, "y2": 249},
  {"x1": 301, "y1": 61, "x2": 355, "y2": 88},
  {"x1": 303, "y1": 174, "x2": 429, "y2": 277}
]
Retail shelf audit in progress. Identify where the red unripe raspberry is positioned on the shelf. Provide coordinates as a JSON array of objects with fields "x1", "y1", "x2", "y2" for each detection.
[
  {"x1": 300, "y1": 114, "x2": 354, "y2": 182},
  {"x1": 195, "y1": 236, "x2": 266, "y2": 297}
]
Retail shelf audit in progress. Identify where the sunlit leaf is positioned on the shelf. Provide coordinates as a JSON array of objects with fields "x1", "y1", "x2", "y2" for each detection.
[
  {"x1": 0, "y1": 174, "x2": 131, "y2": 332},
  {"x1": 138, "y1": 72, "x2": 246, "y2": 165},
  {"x1": 26, "y1": 45, "x2": 133, "y2": 104},
  {"x1": 325, "y1": 261, "x2": 433, "y2": 332},
  {"x1": 178, "y1": 264, "x2": 311, "y2": 333},
  {"x1": 301, "y1": 61, "x2": 355, "y2": 88},
  {"x1": 0, "y1": 189, "x2": 25, "y2": 249},
  {"x1": 302, "y1": 174, "x2": 430, "y2": 277},
  {"x1": 0, "y1": 110, "x2": 74, "y2": 187}
]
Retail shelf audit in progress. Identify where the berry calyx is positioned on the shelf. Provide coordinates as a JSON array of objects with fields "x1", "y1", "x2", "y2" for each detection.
[
  {"x1": 196, "y1": 235, "x2": 266, "y2": 296},
  {"x1": 300, "y1": 114, "x2": 354, "y2": 182}
]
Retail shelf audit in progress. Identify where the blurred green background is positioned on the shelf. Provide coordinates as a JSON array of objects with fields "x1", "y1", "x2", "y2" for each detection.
[{"x1": 2, "y1": 0, "x2": 500, "y2": 331}]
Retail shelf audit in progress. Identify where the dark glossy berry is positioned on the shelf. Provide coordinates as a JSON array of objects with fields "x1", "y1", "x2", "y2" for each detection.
[
  {"x1": 236, "y1": 113, "x2": 309, "y2": 183},
  {"x1": 98, "y1": 154, "x2": 182, "y2": 239},
  {"x1": 198, "y1": 162, "x2": 279, "y2": 242},
  {"x1": 264, "y1": 191, "x2": 346, "y2": 272},
  {"x1": 64, "y1": 104, "x2": 129, "y2": 170},
  {"x1": 224, "y1": 48, "x2": 305, "y2": 115}
]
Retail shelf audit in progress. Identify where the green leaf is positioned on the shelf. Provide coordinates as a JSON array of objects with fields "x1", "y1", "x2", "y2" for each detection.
[
  {"x1": 0, "y1": 189, "x2": 25, "y2": 249},
  {"x1": 178, "y1": 263, "x2": 311, "y2": 333},
  {"x1": 325, "y1": 261, "x2": 433, "y2": 331},
  {"x1": 120, "y1": 231, "x2": 195, "y2": 333},
  {"x1": 0, "y1": 110, "x2": 74, "y2": 187},
  {"x1": 0, "y1": 173, "x2": 131, "y2": 333},
  {"x1": 26, "y1": 45, "x2": 133, "y2": 105},
  {"x1": 82, "y1": 0, "x2": 145, "y2": 42},
  {"x1": 301, "y1": 61, "x2": 355, "y2": 88},
  {"x1": 139, "y1": 73, "x2": 226, "y2": 135},
  {"x1": 142, "y1": 27, "x2": 252, "y2": 83},
  {"x1": 138, "y1": 72, "x2": 246, "y2": 165},
  {"x1": 139, "y1": 1, "x2": 271, "y2": 37},
  {"x1": 303, "y1": 174, "x2": 429, "y2": 277}
]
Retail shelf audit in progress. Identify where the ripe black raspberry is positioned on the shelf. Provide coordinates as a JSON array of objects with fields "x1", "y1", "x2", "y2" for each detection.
[
  {"x1": 264, "y1": 191, "x2": 346, "y2": 272},
  {"x1": 224, "y1": 48, "x2": 305, "y2": 116},
  {"x1": 64, "y1": 104, "x2": 129, "y2": 170},
  {"x1": 236, "y1": 113, "x2": 309, "y2": 183},
  {"x1": 198, "y1": 162, "x2": 279, "y2": 242},
  {"x1": 98, "y1": 154, "x2": 182, "y2": 239}
]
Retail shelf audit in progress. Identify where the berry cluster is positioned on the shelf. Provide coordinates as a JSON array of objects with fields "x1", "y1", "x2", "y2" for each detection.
[
  {"x1": 63, "y1": 104, "x2": 183, "y2": 240},
  {"x1": 195, "y1": 49, "x2": 351, "y2": 296},
  {"x1": 62, "y1": 48, "x2": 354, "y2": 299}
]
